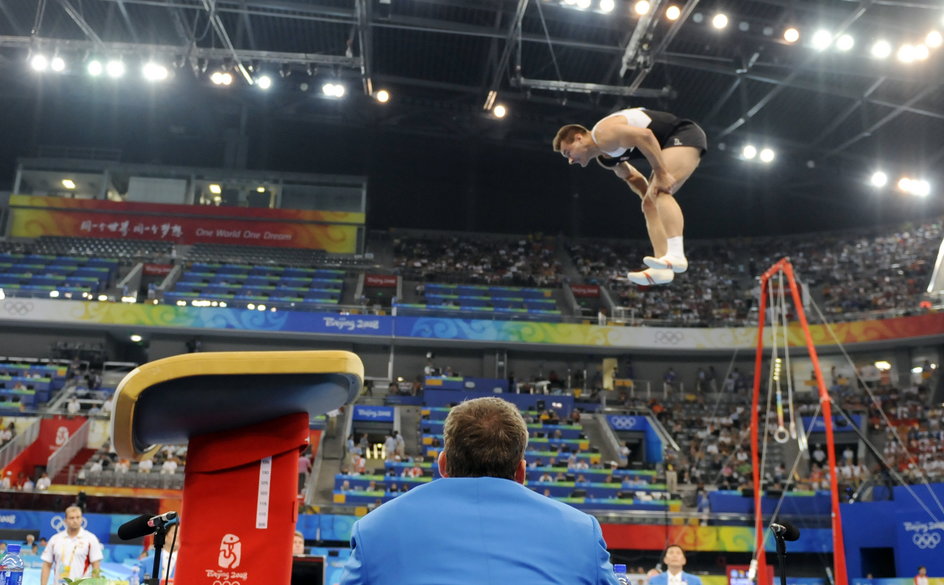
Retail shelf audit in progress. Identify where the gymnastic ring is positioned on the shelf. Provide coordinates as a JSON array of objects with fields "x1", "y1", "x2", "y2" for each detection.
[{"x1": 774, "y1": 427, "x2": 790, "y2": 444}]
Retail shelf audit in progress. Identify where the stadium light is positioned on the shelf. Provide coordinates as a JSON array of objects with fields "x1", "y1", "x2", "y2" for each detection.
[
  {"x1": 742, "y1": 145, "x2": 757, "y2": 160},
  {"x1": 493, "y1": 104, "x2": 507, "y2": 118},
  {"x1": 142, "y1": 62, "x2": 169, "y2": 82},
  {"x1": 869, "y1": 171, "x2": 888, "y2": 188},
  {"x1": 599, "y1": 0, "x2": 616, "y2": 14},
  {"x1": 29, "y1": 54, "x2": 49, "y2": 72},
  {"x1": 322, "y1": 82, "x2": 345, "y2": 97},
  {"x1": 811, "y1": 29, "x2": 832, "y2": 51},
  {"x1": 927, "y1": 31, "x2": 943, "y2": 49},
  {"x1": 759, "y1": 148, "x2": 775, "y2": 163},
  {"x1": 897, "y1": 44, "x2": 917, "y2": 63},
  {"x1": 911, "y1": 179, "x2": 931, "y2": 197},
  {"x1": 130, "y1": 334, "x2": 143, "y2": 342},
  {"x1": 576, "y1": 0, "x2": 592, "y2": 10},
  {"x1": 783, "y1": 28, "x2": 800, "y2": 44},
  {"x1": 50, "y1": 56, "x2": 66, "y2": 72},
  {"x1": 871, "y1": 40, "x2": 892, "y2": 59},
  {"x1": 375, "y1": 89, "x2": 390, "y2": 103},
  {"x1": 105, "y1": 59, "x2": 126, "y2": 78},
  {"x1": 256, "y1": 75, "x2": 273, "y2": 90},
  {"x1": 62, "y1": 179, "x2": 76, "y2": 189},
  {"x1": 208, "y1": 183, "x2": 222, "y2": 195},
  {"x1": 210, "y1": 71, "x2": 234, "y2": 85},
  {"x1": 665, "y1": 5, "x2": 681, "y2": 21},
  {"x1": 835, "y1": 34, "x2": 855, "y2": 52},
  {"x1": 711, "y1": 13, "x2": 728, "y2": 29},
  {"x1": 914, "y1": 44, "x2": 930, "y2": 61},
  {"x1": 634, "y1": 1, "x2": 651, "y2": 16}
]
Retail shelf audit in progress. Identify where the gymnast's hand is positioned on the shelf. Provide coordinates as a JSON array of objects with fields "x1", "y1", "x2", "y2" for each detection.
[{"x1": 648, "y1": 168, "x2": 678, "y2": 197}]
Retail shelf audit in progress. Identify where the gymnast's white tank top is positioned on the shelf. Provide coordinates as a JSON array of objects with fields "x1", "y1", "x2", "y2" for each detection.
[{"x1": 590, "y1": 108, "x2": 654, "y2": 157}]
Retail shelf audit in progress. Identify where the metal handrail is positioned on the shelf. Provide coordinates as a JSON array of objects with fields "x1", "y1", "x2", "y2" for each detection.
[
  {"x1": 46, "y1": 418, "x2": 91, "y2": 480},
  {"x1": 0, "y1": 418, "x2": 40, "y2": 470}
]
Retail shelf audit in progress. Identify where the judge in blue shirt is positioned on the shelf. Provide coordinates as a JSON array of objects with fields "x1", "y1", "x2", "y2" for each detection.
[
  {"x1": 339, "y1": 396, "x2": 620, "y2": 585},
  {"x1": 648, "y1": 545, "x2": 702, "y2": 585}
]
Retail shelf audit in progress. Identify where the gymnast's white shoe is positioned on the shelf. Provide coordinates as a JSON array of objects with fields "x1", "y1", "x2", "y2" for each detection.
[
  {"x1": 643, "y1": 254, "x2": 688, "y2": 273},
  {"x1": 627, "y1": 268, "x2": 674, "y2": 286}
]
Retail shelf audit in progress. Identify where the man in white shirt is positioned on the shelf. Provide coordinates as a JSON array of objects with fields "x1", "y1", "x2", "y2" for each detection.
[
  {"x1": 647, "y1": 545, "x2": 702, "y2": 585},
  {"x1": 40, "y1": 505, "x2": 103, "y2": 585},
  {"x1": 35, "y1": 472, "x2": 51, "y2": 491}
]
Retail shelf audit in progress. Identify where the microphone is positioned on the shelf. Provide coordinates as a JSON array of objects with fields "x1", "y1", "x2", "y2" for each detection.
[
  {"x1": 770, "y1": 519, "x2": 800, "y2": 541},
  {"x1": 117, "y1": 512, "x2": 178, "y2": 540}
]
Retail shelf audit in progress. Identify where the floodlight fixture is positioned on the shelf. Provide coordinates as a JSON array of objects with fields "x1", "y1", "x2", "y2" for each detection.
[
  {"x1": 711, "y1": 13, "x2": 728, "y2": 29},
  {"x1": 742, "y1": 145, "x2": 757, "y2": 160},
  {"x1": 105, "y1": 59, "x2": 126, "y2": 78},
  {"x1": 927, "y1": 31, "x2": 943, "y2": 49},
  {"x1": 493, "y1": 104, "x2": 508, "y2": 118},
  {"x1": 208, "y1": 183, "x2": 222, "y2": 195},
  {"x1": 665, "y1": 5, "x2": 681, "y2": 21},
  {"x1": 142, "y1": 62, "x2": 169, "y2": 82},
  {"x1": 811, "y1": 29, "x2": 832, "y2": 51},
  {"x1": 256, "y1": 75, "x2": 273, "y2": 89},
  {"x1": 914, "y1": 44, "x2": 930, "y2": 60},
  {"x1": 897, "y1": 44, "x2": 916, "y2": 63},
  {"x1": 871, "y1": 39, "x2": 892, "y2": 59},
  {"x1": 599, "y1": 0, "x2": 616, "y2": 14},
  {"x1": 576, "y1": 0, "x2": 592, "y2": 10},
  {"x1": 835, "y1": 34, "x2": 854, "y2": 51},
  {"x1": 869, "y1": 171, "x2": 888, "y2": 188},
  {"x1": 783, "y1": 28, "x2": 800, "y2": 43},
  {"x1": 50, "y1": 56, "x2": 66, "y2": 72},
  {"x1": 30, "y1": 54, "x2": 49, "y2": 71},
  {"x1": 759, "y1": 148, "x2": 775, "y2": 163},
  {"x1": 634, "y1": 1, "x2": 651, "y2": 16},
  {"x1": 375, "y1": 89, "x2": 391, "y2": 103},
  {"x1": 62, "y1": 179, "x2": 76, "y2": 189}
]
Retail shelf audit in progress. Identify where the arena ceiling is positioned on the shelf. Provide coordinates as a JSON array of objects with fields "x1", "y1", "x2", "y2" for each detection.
[{"x1": 1, "y1": 0, "x2": 943, "y2": 235}]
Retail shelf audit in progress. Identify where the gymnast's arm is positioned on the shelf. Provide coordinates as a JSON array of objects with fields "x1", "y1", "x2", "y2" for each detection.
[{"x1": 593, "y1": 121, "x2": 676, "y2": 196}]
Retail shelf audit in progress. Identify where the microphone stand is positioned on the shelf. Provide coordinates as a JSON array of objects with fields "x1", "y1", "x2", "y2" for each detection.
[
  {"x1": 146, "y1": 523, "x2": 169, "y2": 585},
  {"x1": 773, "y1": 531, "x2": 787, "y2": 585}
]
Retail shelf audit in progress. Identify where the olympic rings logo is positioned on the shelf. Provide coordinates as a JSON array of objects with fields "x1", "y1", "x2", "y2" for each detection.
[
  {"x1": 654, "y1": 331, "x2": 684, "y2": 345},
  {"x1": 912, "y1": 532, "x2": 941, "y2": 549},
  {"x1": 212, "y1": 581, "x2": 243, "y2": 585},
  {"x1": 610, "y1": 416, "x2": 638, "y2": 430},
  {"x1": 2, "y1": 301, "x2": 34, "y2": 316}
]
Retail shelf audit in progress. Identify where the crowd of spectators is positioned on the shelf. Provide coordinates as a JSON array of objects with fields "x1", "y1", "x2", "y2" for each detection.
[{"x1": 393, "y1": 233, "x2": 563, "y2": 286}]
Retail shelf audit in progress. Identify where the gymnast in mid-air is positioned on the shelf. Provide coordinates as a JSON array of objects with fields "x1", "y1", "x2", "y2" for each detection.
[{"x1": 553, "y1": 108, "x2": 707, "y2": 286}]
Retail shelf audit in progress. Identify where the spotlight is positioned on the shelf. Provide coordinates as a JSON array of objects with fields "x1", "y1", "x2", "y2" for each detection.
[
  {"x1": 711, "y1": 13, "x2": 728, "y2": 29},
  {"x1": 50, "y1": 56, "x2": 66, "y2": 72},
  {"x1": 870, "y1": 171, "x2": 888, "y2": 188},
  {"x1": 665, "y1": 5, "x2": 681, "y2": 21},
  {"x1": 742, "y1": 145, "x2": 757, "y2": 160},
  {"x1": 256, "y1": 75, "x2": 272, "y2": 89},
  {"x1": 87, "y1": 59, "x2": 104, "y2": 76},
  {"x1": 62, "y1": 179, "x2": 76, "y2": 189},
  {"x1": 130, "y1": 334, "x2": 143, "y2": 342},
  {"x1": 142, "y1": 62, "x2": 169, "y2": 82},
  {"x1": 49, "y1": 290, "x2": 60, "y2": 298},
  {"x1": 912, "y1": 179, "x2": 931, "y2": 197},
  {"x1": 599, "y1": 0, "x2": 616, "y2": 14},
  {"x1": 634, "y1": 1, "x2": 651, "y2": 16},
  {"x1": 375, "y1": 89, "x2": 390, "y2": 103},
  {"x1": 759, "y1": 148, "x2": 775, "y2": 163},
  {"x1": 914, "y1": 44, "x2": 930, "y2": 60},
  {"x1": 927, "y1": 31, "x2": 943, "y2": 49},
  {"x1": 835, "y1": 34, "x2": 855, "y2": 52},
  {"x1": 493, "y1": 104, "x2": 507, "y2": 118},
  {"x1": 871, "y1": 40, "x2": 892, "y2": 59},
  {"x1": 322, "y1": 82, "x2": 345, "y2": 97},
  {"x1": 897, "y1": 177, "x2": 913, "y2": 192},
  {"x1": 211, "y1": 71, "x2": 234, "y2": 85},
  {"x1": 576, "y1": 0, "x2": 592, "y2": 10},
  {"x1": 208, "y1": 183, "x2": 222, "y2": 195},
  {"x1": 783, "y1": 28, "x2": 800, "y2": 44},
  {"x1": 106, "y1": 59, "x2": 126, "y2": 78},
  {"x1": 897, "y1": 44, "x2": 916, "y2": 63},
  {"x1": 30, "y1": 54, "x2": 49, "y2": 72},
  {"x1": 811, "y1": 30, "x2": 832, "y2": 51},
  {"x1": 256, "y1": 186, "x2": 266, "y2": 193}
]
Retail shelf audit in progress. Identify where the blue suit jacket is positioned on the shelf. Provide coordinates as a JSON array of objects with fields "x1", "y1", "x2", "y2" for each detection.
[
  {"x1": 648, "y1": 571, "x2": 702, "y2": 585},
  {"x1": 339, "y1": 477, "x2": 620, "y2": 585}
]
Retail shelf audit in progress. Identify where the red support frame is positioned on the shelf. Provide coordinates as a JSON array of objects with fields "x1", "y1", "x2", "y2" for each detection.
[{"x1": 749, "y1": 258, "x2": 847, "y2": 585}]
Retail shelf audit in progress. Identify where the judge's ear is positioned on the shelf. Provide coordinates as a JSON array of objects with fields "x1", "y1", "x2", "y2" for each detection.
[
  {"x1": 437, "y1": 450, "x2": 449, "y2": 478},
  {"x1": 514, "y1": 459, "x2": 526, "y2": 484}
]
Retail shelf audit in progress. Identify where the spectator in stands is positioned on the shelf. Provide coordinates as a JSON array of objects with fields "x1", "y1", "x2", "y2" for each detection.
[
  {"x1": 383, "y1": 432, "x2": 397, "y2": 462},
  {"x1": 40, "y1": 505, "x2": 103, "y2": 585},
  {"x1": 394, "y1": 430, "x2": 406, "y2": 459},
  {"x1": 66, "y1": 396, "x2": 81, "y2": 417},
  {"x1": 36, "y1": 472, "x2": 51, "y2": 491},
  {"x1": 293, "y1": 530, "x2": 306, "y2": 556},
  {"x1": 138, "y1": 458, "x2": 154, "y2": 474},
  {"x1": 339, "y1": 397, "x2": 621, "y2": 585},
  {"x1": 1, "y1": 470, "x2": 13, "y2": 489},
  {"x1": 115, "y1": 459, "x2": 130, "y2": 473},
  {"x1": 160, "y1": 457, "x2": 179, "y2": 475},
  {"x1": 647, "y1": 545, "x2": 701, "y2": 585},
  {"x1": 298, "y1": 451, "x2": 312, "y2": 493},
  {"x1": 0, "y1": 424, "x2": 11, "y2": 445},
  {"x1": 915, "y1": 566, "x2": 929, "y2": 585}
]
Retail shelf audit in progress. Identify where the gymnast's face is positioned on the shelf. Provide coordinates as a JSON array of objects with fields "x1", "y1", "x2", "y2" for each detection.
[{"x1": 560, "y1": 133, "x2": 593, "y2": 167}]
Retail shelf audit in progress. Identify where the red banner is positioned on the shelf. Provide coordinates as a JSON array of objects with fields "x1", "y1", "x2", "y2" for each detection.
[
  {"x1": 570, "y1": 284, "x2": 600, "y2": 298},
  {"x1": 10, "y1": 209, "x2": 357, "y2": 252},
  {"x1": 143, "y1": 263, "x2": 174, "y2": 276},
  {"x1": 9, "y1": 195, "x2": 364, "y2": 224},
  {"x1": 365, "y1": 274, "x2": 398, "y2": 288}
]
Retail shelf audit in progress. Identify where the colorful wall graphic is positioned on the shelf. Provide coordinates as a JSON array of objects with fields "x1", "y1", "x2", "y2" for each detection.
[{"x1": 0, "y1": 299, "x2": 941, "y2": 350}]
